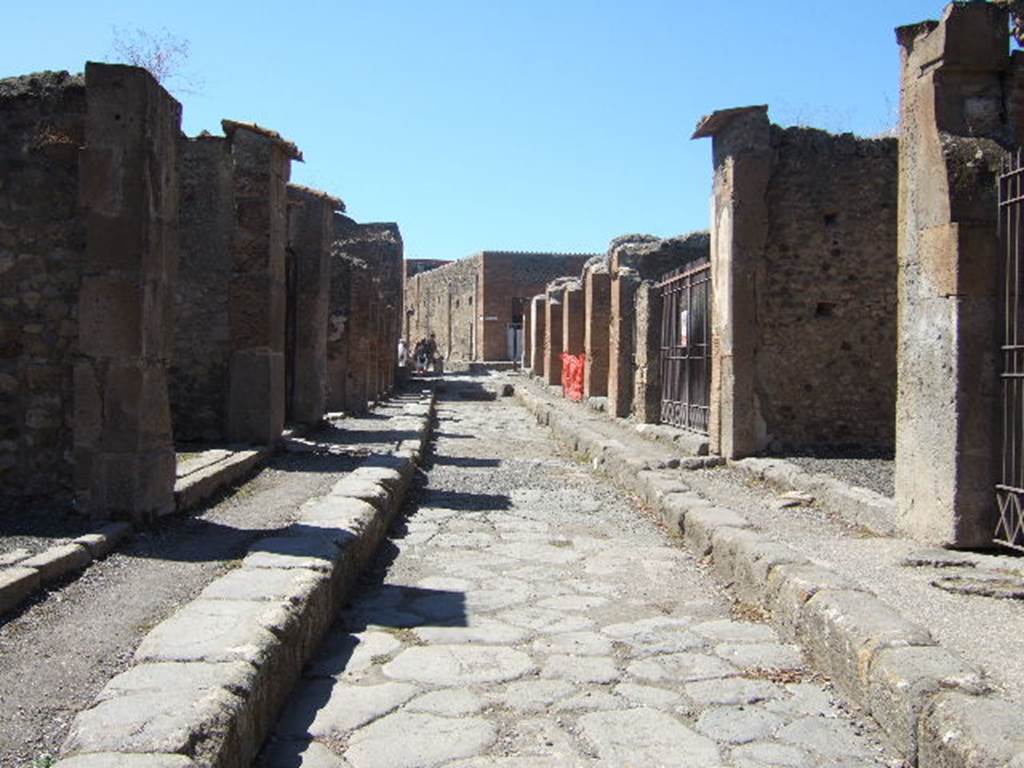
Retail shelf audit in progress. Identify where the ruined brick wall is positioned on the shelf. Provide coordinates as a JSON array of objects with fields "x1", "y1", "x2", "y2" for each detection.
[
  {"x1": 480, "y1": 252, "x2": 592, "y2": 361},
  {"x1": 404, "y1": 256, "x2": 480, "y2": 362},
  {"x1": 758, "y1": 127, "x2": 898, "y2": 449},
  {"x1": 0, "y1": 71, "x2": 86, "y2": 501},
  {"x1": 170, "y1": 136, "x2": 233, "y2": 443}
]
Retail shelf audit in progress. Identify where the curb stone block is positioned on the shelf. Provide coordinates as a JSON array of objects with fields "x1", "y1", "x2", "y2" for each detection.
[
  {"x1": 918, "y1": 691, "x2": 1024, "y2": 768},
  {"x1": 329, "y1": 476, "x2": 391, "y2": 512},
  {"x1": 20, "y1": 543, "x2": 92, "y2": 584},
  {"x1": 797, "y1": 589, "x2": 936, "y2": 706},
  {"x1": 659, "y1": 493, "x2": 714, "y2": 536},
  {"x1": 54, "y1": 754, "x2": 197, "y2": 767},
  {"x1": 244, "y1": 534, "x2": 342, "y2": 572},
  {"x1": 764, "y1": 563, "x2": 864, "y2": 641},
  {"x1": 637, "y1": 470, "x2": 690, "y2": 506},
  {"x1": 684, "y1": 507, "x2": 753, "y2": 556},
  {"x1": 61, "y1": 661, "x2": 259, "y2": 768},
  {"x1": 868, "y1": 646, "x2": 990, "y2": 764},
  {"x1": 0, "y1": 566, "x2": 41, "y2": 614},
  {"x1": 200, "y1": 566, "x2": 327, "y2": 606},
  {"x1": 134, "y1": 598, "x2": 295, "y2": 665},
  {"x1": 74, "y1": 521, "x2": 132, "y2": 559},
  {"x1": 711, "y1": 527, "x2": 808, "y2": 605}
]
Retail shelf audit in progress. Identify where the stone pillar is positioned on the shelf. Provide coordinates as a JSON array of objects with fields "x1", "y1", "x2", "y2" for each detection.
[
  {"x1": 522, "y1": 304, "x2": 532, "y2": 370},
  {"x1": 693, "y1": 106, "x2": 771, "y2": 458},
  {"x1": 529, "y1": 295, "x2": 546, "y2": 375},
  {"x1": 607, "y1": 267, "x2": 639, "y2": 418},
  {"x1": 286, "y1": 186, "x2": 338, "y2": 426},
  {"x1": 223, "y1": 120, "x2": 300, "y2": 445},
  {"x1": 633, "y1": 281, "x2": 663, "y2": 424},
  {"x1": 74, "y1": 63, "x2": 181, "y2": 520},
  {"x1": 543, "y1": 294, "x2": 563, "y2": 386},
  {"x1": 326, "y1": 213, "x2": 352, "y2": 412},
  {"x1": 562, "y1": 281, "x2": 585, "y2": 355},
  {"x1": 584, "y1": 266, "x2": 611, "y2": 398},
  {"x1": 895, "y1": 4, "x2": 1013, "y2": 547}
]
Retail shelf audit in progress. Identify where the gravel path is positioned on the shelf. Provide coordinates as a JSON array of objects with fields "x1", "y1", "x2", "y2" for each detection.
[
  {"x1": 0, "y1": 396, "x2": 423, "y2": 768},
  {"x1": 259, "y1": 377, "x2": 898, "y2": 768}
]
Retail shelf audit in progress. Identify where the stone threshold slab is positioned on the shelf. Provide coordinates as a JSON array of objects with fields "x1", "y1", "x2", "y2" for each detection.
[
  {"x1": 513, "y1": 380, "x2": 1024, "y2": 768},
  {"x1": 174, "y1": 447, "x2": 273, "y2": 514},
  {"x1": 54, "y1": 387, "x2": 436, "y2": 768}
]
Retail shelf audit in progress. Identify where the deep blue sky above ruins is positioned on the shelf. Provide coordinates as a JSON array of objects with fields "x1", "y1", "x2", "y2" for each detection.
[{"x1": 6, "y1": 0, "x2": 943, "y2": 261}]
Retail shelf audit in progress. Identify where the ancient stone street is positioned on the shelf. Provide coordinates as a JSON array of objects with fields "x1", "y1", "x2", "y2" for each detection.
[{"x1": 259, "y1": 376, "x2": 897, "y2": 768}]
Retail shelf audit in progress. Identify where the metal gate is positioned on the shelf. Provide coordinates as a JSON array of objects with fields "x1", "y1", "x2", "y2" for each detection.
[
  {"x1": 997, "y1": 148, "x2": 1024, "y2": 551},
  {"x1": 658, "y1": 258, "x2": 711, "y2": 433}
]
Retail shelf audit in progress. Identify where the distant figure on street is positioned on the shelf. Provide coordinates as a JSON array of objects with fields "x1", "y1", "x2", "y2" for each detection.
[
  {"x1": 425, "y1": 334, "x2": 439, "y2": 372},
  {"x1": 413, "y1": 338, "x2": 428, "y2": 373},
  {"x1": 398, "y1": 338, "x2": 409, "y2": 369}
]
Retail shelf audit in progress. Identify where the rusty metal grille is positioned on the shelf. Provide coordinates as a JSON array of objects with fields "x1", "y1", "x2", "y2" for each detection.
[
  {"x1": 658, "y1": 258, "x2": 711, "y2": 433},
  {"x1": 997, "y1": 148, "x2": 1024, "y2": 551}
]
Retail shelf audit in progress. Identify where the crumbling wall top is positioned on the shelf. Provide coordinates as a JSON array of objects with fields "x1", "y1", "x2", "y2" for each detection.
[
  {"x1": 692, "y1": 105, "x2": 768, "y2": 139},
  {"x1": 288, "y1": 183, "x2": 345, "y2": 212},
  {"x1": 222, "y1": 119, "x2": 303, "y2": 160},
  {"x1": 0, "y1": 70, "x2": 83, "y2": 102}
]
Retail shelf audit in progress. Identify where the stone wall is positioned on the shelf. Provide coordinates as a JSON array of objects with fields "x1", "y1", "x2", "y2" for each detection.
[
  {"x1": 0, "y1": 71, "x2": 86, "y2": 502},
  {"x1": 404, "y1": 256, "x2": 479, "y2": 363},
  {"x1": 404, "y1": 251, "x2": 592, "y2": 364},
  {"x1": 583, "y1": 260, "x2": 611, "y2": 399},
  {"x1": 171, "y1": 136, "x2": 233, "y2": 443},
  {"x1": 332, "y1": 218, "x2": 403, "y2": 412},
  {"x1": 696, "y1": 106, "x2": 897, "y2": 457},
  {"x1": 326, "y1": 213, "x2": 354, "y2": 412},
  {"x1": 286, "y1": 185, "x2": 341, "y2": 426}
]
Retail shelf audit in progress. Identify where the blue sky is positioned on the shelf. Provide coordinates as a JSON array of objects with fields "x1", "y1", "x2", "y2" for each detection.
[{"x1": 3, "y1": 0, "x2": 942, "y2": 260}]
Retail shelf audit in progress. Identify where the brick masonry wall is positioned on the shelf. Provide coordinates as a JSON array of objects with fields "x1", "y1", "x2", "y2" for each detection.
[
  {"x1": 758, "y1": 127, "x2": 897, "y2": 449},
  {"x1": 0, "y1": 71, "x2": 86, "y2": 501},
  {"x1": 171, "y1": 136, "x2": 234, "y2": 443},
  {"x1": 481, "y1": 252, "x2": 591, "y2": 361}
]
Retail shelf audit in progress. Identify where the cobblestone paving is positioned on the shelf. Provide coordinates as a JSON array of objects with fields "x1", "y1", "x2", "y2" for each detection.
[{"x1": 261, "y1": 377, "x2": 900, "y2": 768}]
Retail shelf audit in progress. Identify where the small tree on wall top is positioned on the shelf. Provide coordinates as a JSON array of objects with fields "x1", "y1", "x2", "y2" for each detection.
[{"x1": 109, "y1": 26, "x2": 201, "y2": 94}]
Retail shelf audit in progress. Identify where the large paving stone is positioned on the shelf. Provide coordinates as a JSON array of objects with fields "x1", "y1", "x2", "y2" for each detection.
[
  {"x1": 613, "y1": 682, "x2": 682, "y2": 708},
  {"x1": 276, "y1": 680, "x2": 418, "y2": 737},
  {"x1": 626, "y1": 652, "x2": 737, "y2": 683},
  {"x1": 62, "y1": 662, "x2": 257, "y2": 765},
  {"x1": 306, "y1": 631, "x2": 403, "y2": 678},
  {"x1": 492, "y1": 679, "x2": 575, "y2": 712},
  {"x1": 55, "y1": 756, "x2": 196, "y2": 768},
  {"x1": 691, "y1": 620, "x2": 776, "y2": 644},
  {"x1": 531, "y1": 630, "x2": 613, "y2": 656},
  {"x1": 685, "y1": 677, "x2": 787, "y2": 706},
  {"x1": 540, "y1": 654, "x2": 619, "y2": 683},
  {"x1": 776, "y1": 716, "x2": 881, "y2": 760},
  {"x1": 412, "y1": 616, "x2": 531, "y2": 645},
  {"x1": 382, "y1": 645, "x2": 536, "y2": 686},
  {"x1": 730, "y1": 742, "x2": 811, "y2": 768},
  {"x1": 714, "y1": 642, "x2": 804, "y2": 670},
  {"x1": 258, "y1": 740, "x2": 348, "y2": 768},
  {"x1": 578, "y1": 708, "x2": 721, "y2": 766},
  {"x1": 498, "y1": 606, "x2": 594, "y2": 634},
  {"x1": 407, "y1": 688, "x2": 484, "y2": 716},
  {"x1": 345, "y1": 712, "x2": 496, "y2": 768},
  {"x1": 695, "y1": 706, "x2": 786, "y2": 744}
]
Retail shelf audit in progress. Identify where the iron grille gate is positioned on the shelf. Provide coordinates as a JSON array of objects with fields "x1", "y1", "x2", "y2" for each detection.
[
  {"x1": 997, "y1": 148, "x2": 1024, "y2": 551},
  {"x1": 658, "y1": 258, "x2": 711, "y2": 433}
]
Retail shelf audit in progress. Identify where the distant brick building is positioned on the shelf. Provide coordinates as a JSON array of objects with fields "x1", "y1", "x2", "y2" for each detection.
[{"x1": 404, "y1": 251, "x2": 594, "y2": 363}]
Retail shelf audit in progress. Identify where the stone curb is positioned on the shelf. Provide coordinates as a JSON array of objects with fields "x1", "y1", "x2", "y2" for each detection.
[
  {"x1": 730, "y1": 456, "x2": 898, "y2": 537},
  {"x1": 55, "y1": 387, "x2": 436, "y2": 768},
  {"x1": 174, "y1": 447, "x2": 273, "y2": 514},
  {"x1": 513, "y1": 381, "x2": 1024, "y2": 768},
  {"x1": 0, "y1": 522, "x2": 132, "y2": 618}
]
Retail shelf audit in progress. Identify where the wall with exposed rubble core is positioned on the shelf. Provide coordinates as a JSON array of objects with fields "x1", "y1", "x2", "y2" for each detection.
[
  {"x1": 759, "y1": 126, "x2": 898, "y2": 450},
  {"x1": 0, "y1": 71, "x2": 86, "y2": 502}
]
